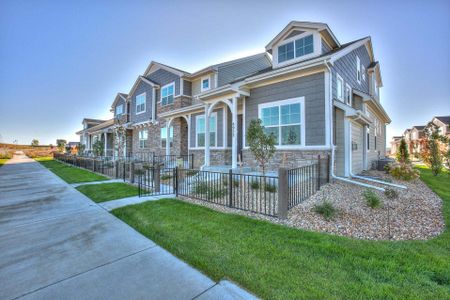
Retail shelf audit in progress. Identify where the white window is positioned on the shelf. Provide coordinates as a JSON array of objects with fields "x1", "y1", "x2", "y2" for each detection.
[
  {"x1": 115, "y1": 104, "x2": 123, "y2": 116},
  {"x1": 362, "y1": 65, "x2": 366, "y2": 81},
  {"x1": 336, "y1": 74, "x2": 344, "y2": 101},
  {"x1": 201, "y1": 76, "x2": 210, "y2": 92},
  {"x1": 161, "y1": 126, "x2": 174, "y2": 148},
  {"x1": 196, "y1": 113, "x2": 217, "y2": 147},
  {"x1": 278, "y1": 34, "x2": 314, "y2": 63},
  {"x1": 372, "y1": 75, "x2": 378, "y2": 97},
  {"x1": 356, "y1": 56, "x2": 361, "y2": 84},
  {"x1": 345, "y1": 84, "x2": 352, "y2": 106},
  {"x1": 161, "y1": 82, "x2": 174, "y2": 106},
  {"x1": 136, "y1": 93, "x2": 146, "y2": 114},
  {"x1": 258, "y1": 98, "x2": 305, "y2": 146},
  {"x1": 139, "y1": 129, "x2": 148, "y2": 148}
]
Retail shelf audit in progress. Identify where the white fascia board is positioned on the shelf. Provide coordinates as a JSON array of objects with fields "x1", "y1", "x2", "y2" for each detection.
[{"x1": 329, "y1": 38, "x2": 371, "y2": 64}]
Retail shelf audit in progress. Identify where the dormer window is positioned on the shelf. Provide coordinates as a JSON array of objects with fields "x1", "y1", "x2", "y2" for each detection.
[
  {"x1": 278, "y1": 34, "x2": 314, "y2": 63},
  {"x1": 115, "y1": 104, "x2": 123, "y2": 116},
  {"x1": 161, "y1": 82, "x2": 174, "y2": 106},
  {"x1": 201, "y1": 76, "x2": 210, "y2": 92}
]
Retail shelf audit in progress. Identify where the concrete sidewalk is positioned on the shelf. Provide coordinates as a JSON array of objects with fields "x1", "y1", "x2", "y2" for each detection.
[{"x1": 0, "y1": 154, "x2": 257, "y2": 300}]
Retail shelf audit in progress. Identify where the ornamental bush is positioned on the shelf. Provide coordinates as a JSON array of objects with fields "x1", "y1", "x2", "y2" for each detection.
[{"x1": 387, "y1": 162, "x2": 419, "y2": 181}]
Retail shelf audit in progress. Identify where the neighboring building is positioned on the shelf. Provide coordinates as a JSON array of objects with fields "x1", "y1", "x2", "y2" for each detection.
[
  {"x1": 390, "y1": 136, "x2": 402, "y2": 157},
  {"x1": 77, "y1": 21, "x2": 391, "y2": 176},
  {"x1": 409, "y1": 125, "x2": 426, "y2": 156}
]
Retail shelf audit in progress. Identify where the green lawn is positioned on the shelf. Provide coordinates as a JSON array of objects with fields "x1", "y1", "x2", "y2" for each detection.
[
  {"x1": 0, "y1": 158, "x2": 8, "y2": 167},
  {"x1": 112, "y1": 166, "x2": 450, "y2": 299},
  {"x1": 36, "y1": 157, "x2": 108, "y2": 183},
  {"x1": 76, "y1": 182, "x2": 139, "y2": 203}
]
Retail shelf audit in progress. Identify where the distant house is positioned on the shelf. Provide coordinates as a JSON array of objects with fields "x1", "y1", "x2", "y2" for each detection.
[
  {"x1": 76, "y1": 21, "x2": 391, "y2": 177},
  {"x1": 67, "y1": 142, "x2": 79, "y2": 154},
  {"x1": 390, "y1": 136, "x2": 402, "y2": 156}
]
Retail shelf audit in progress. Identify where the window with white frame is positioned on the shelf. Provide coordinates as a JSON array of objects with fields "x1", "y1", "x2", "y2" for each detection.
[
  {"x1": 139, "y1": 129, "x2": 148, "y2": 148},
  {"x1": 345, "y1": 84, "x2": 352, "y2": 106},
  {"x1": 196, "y1": 113, "x2": 217, "y2": 147},
  {"x1": 115, "y1": 104, "x2": 123, "y2": 116},
  {"x1": 201, "y1": 76, "x2": 210, "y2": 92},
  {"x1": 362, "y1": 65, "x2": 366, "y2": 81},
  {"x1": 336, "y1": 74, "x2": 344, "y2": 101},
  {"x1": 136, "y1": 93, "x2": 146, "y2": 114},
  {"x1": 356, "y1": 56, "x2": 361, "y2": 84},
  {"x1": 161, "y1": 83, "x2": 174, "y2": 106},
  {"x1": 372, "y1": 75, "x2": 378, "y2": 97},
  {"x1": 161, "y1": 126, "x2": 174, "y2": 148},
  {"x1": 259, "y1": 98, "x2": 304, "y2": 146},
  {"x1": 278, "y1": 35, "x2": 314, "y2": 63}
]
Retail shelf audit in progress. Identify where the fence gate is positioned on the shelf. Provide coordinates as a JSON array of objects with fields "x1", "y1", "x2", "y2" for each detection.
[{"x1": 138, "y1": 167, "x2": 176, "y2": 197}]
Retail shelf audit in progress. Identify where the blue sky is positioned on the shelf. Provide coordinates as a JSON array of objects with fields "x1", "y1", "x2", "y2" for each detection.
[{"x1": 0, "y1": 0, "x2": 449, "y2": 145}]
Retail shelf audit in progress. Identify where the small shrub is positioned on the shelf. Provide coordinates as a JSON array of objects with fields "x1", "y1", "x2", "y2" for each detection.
[
  {"x1": 250, "y1": 181, "x2": 260, "y2": 189},
  {"x1": 384, "y1": 188, "x2": 399, "y2": 200},
  {"x1": 192, "y1": 181, "x2": 209, "y2": 194},
  {"x1": 206, "y1": 188, "x2": 228, "y2": 199},
  {"x1": 387, "y1": 162, "x2": 420, "y2": 181},
  {"x1": 264, "y1": 183, "x2": 277, "y2": 193},
  {"x1": 363, "y1": 189, "x2": 382, "y2": 208},
  {"x1": 186, "y1": 170, "x2": 198, "y2": 176},
  {"x1": 134, "y1": 169, "x2": 145, "y2": 176},
  {"x1": 0, "y1": 148, "x2": 13, "y2": 159},
  {"x1": 313, "y1": 201, "x2": 336, "y2": 221}
]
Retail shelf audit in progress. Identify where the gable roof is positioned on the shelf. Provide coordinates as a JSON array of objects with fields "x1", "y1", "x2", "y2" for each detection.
[
  {"x1": 411, "y1": 125, "x2": 425, "y2": 131},
  {"x1": 127, "y1": 76, "x2": 160, "y2": 100},
  {"x1": 82, "y1": 118, "x2": 105, "y2": 125},
  {"x1": 265, "y1": 21, "x2": 340, "y2": 52},
  {"x1": 434, "y1": 116, "x2": 450, "y2": 125},
  {"x1": 110, "y1": 93, "x2": 128, "y2": 110},
  {"x1": 143, "y1": 61, "x2": 190, "y2": 78}
]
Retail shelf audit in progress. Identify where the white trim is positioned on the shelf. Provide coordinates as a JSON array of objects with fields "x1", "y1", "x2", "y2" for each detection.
[
  {"x1": 336, "y1": 73, "x2": 344, "y2": 101},
  {"x1": 273, "y1": 31, "x2": 321, "y2": 69},
  {"x1": 223, "y1": 107, "x2": 228, "y2": 147},
  {"x1": 356, "y1": 56, "x2": 361, "y2": 84},
  {"x1": 160, "y1": 82, "x2": 175, "y2": 106},
  {"x1": 242, "y1": 96, "x2": 246, "y2": 148},
  {"x1": 200, "y1": 75, "x2": 211, "y2": 92},
  {"x1": 345, "y1": 83, "x2": 352, "y2": 106},
  {"x1": 258, "y1": 97, "x2": 306, "y2": 147},
  {"x1": 144, "y1": 61, "x2": 188, "y2": 78},
  {"x1": 135, "y1": 92, "x2": 146, "y2": 115},
  {"x1": 195, "y1": 112, "x2": 218, "y2": 148}
]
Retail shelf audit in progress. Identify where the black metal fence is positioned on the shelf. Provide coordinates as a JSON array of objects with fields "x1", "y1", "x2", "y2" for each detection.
[
  {"x1": 287, "y1": 163, "x2": 320, "y2": 209},
  {"x1": 176, "y1": 169, "x2": 279, "y2": 216},
  {"x1": 138, "y1": 167, "x2": 176, "y2": 197}
]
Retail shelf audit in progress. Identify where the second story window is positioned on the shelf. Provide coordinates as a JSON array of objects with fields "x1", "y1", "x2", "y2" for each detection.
[
  {"x1": 136, "y1": 93, "x2": 146, "y2": 114},
  {"x1": 356, "y1": 56, "x2": 361, "y2": 84},
  {"x1": 278, "y1": 34, "x2": 313, "y2": 63},
  {"x1": 201, "y1": 77, "x2": 210, "y2": 92},
  {"x1": 139, "y1": 129, "x2": 148, "y2": 148},
  {"x1": 115, "y1": 104, "x2": 123, "y2": 116},
  {"x1": 161, "y1": 83, "x2": 174, "y2": 106},
  {"x1": 345, "y1": 84, "x2": 352, "y2": 106}
]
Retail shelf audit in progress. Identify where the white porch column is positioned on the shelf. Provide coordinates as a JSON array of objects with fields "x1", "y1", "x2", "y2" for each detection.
[
  {"x1": 231, "y1": 97, "x2": 238, "y2": 169},
  {"x1": 103, "y1": 132, "x2": 107, "y2": 156},
  {"x1": 204, "y1": 104, "x2": 211, "y2": 167},
  {"x1": 166, "y1": 122, "x2": 171, "y2": 156}
]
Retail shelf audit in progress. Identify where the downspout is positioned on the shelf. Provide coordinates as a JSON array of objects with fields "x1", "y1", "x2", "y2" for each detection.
[{"x1": 324, "y1": 61, "x2": 386, "y2": 192}]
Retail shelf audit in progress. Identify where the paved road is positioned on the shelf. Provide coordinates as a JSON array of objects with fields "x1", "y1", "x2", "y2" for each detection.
[{"x1": 0, "y1": 154, "x2": 255, "y2": 300}]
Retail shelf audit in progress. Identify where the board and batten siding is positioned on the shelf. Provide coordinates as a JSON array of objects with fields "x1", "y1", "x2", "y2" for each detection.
[
  {"x1": 189, "y1": 108, "x2": 224, "y2": 148},
  {"x1": 331, "y1": 45, "x2": 371, "y2": 100},
  {"x1": 245, "y1": 72, "x2": 326, "y2": 146}
]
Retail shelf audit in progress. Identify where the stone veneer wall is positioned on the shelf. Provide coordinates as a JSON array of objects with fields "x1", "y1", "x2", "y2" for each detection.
[{"x1": 189, "y1": 149, "x2": 232, "y2": 169}]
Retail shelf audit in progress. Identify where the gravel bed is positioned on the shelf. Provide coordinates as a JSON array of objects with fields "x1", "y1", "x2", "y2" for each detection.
[
  {"x1": 287, "y1": 170, "x2": 445, "y2": 240},
  {"x1": 174, "y1": 170, "x2": 445, "y2": 241}
]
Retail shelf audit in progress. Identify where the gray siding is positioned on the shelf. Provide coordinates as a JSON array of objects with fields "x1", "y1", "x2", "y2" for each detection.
[
  {"x1": 334, "y1": 108, "x2": 345, "y2": 176},
  {"x1": 217, "y1": 56, "x2": 272, "y2": 87},
  {"x1": 189, "y1": 108, "x2": 224, "y2": 148},
  {"x1": 113, "y1": 97, "x2": 126, "y2": 117},
  {"x1": 183, "y1": 79, "x2": 192, "y2": 96},
  {"x1": 284, "y1": 30, "x2": 305, "y2": 40},
  {"x1": 129, "y1": 81, "x2": 153, "y2": 124},
  {"x1": 245, "y1": 72, "x2": 326, "y2": 146},
  {"x1": 146, "y1": 69, "x2": 181, "y2": 95},
  {"x1": 331, "y1": 45, "x2": 371, "y2": 100},
  {"x1": 192, "y1": 73, "x2": 215, "y2": 96}
]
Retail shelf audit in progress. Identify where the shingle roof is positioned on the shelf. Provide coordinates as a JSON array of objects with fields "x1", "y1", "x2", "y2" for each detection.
[
  {"x1": 435, "y1": 116, "x2": 450, "y2": 125},
  {"x1": 412, "y1": 125, "x2": 426, "y2": 131}
]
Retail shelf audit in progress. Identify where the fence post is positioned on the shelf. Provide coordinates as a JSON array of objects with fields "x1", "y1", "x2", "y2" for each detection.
[
  {"x1": 115, "y1": 160, "x2": 119, "y2": 178},
  {"x1": 227, "y1": 170, "x2": 233, "y2": 207},
  {"x1": 317, "y1": 155, "x2": 321, "y2": 190},
  {"x1": 277, "y1": 168, "x2": 289, "y2": 219},
  {"x1": 130, "y1": 162, "x2": 135, "y2": 183},
  {"x1": 123, "y1": 162, "x2": 126, "y2": 181},
  {"x1": 174, "y1": 167, "x2": 179, "y2": 197},
  {"x1": 154, "y1": 166, "x2": 160, "y2": 193},
  {"x1": 190, "y1": 153, "x2": 194, "y2": 169}
]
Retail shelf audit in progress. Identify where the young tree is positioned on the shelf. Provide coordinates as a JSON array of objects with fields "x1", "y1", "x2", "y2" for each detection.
[
  {"x1": 246, "y1": 119, "x2": 276, "y2": 174},
  {"x1": 31, "y1": 139, "x2": 39, "y2": 147},
  {"x1": 92, "y1": 140, "x2": 104, "y2": 157},
  {"x1": 77, "y1": 143, "x2": 85, "y2": 156},
  {"x1": 428, "y1": 127, "x2": 443, "y2": 176},
  {"x1": 396, "y1": 138, "x2": 409, "y2": 163}
]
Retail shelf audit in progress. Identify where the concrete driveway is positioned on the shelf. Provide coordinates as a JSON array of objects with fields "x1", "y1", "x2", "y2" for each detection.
[{"x1": 0, "y1": 154, "x2": 255, "y2": 300}]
